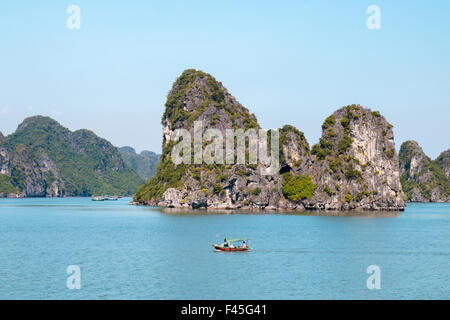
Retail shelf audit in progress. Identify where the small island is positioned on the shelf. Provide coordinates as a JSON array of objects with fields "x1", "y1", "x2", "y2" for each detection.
[{"x1": 134, "y1": 69, "x2": 413, "y2": 211}]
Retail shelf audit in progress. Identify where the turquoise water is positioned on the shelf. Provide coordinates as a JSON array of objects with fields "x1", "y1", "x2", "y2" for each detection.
[{"x1": 0, "y1": 198, "x2": 449, "y2": 300}]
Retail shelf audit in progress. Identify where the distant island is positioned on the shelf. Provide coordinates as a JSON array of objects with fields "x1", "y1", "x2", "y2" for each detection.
[
  {"x1": 133, "y1": 69, "x2": 446, "y2": 210},
  {"x1": 0, "y1": 116, "x2": 157, "y2": 198},
  {"x1": 119, "y1": 147, "x2": 160, "y2": 181},
  {"x1": 399, "y1": 141, "x2": 449, "y2": 202}
]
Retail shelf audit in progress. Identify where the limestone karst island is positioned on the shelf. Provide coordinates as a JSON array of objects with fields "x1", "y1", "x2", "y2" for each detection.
[
  {"x1": 132, "y1": 69, "x2": 448, "y2": 211},
  {"x1": 1, "y1": 70, "x2": 449, "y2": 210}
]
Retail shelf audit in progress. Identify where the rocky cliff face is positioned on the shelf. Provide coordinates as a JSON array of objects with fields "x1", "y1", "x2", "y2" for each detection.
[
  {"x1": 436, "y1": 150, "x2": 450, "y2": 179},
  {"x1": 134, "y1": 69, "x2": 405, "y2": 211},
  {"x1": 287, "y1": 105, "x2": 405, "y2": 210},
  {"x1": 0, "y1": 140, "x2": 64, "y2": 198},
  {"x1": 0, "y1": 116, "x2": 143, "y2": 197},
  {"x1": 399, "y1": 141, "x2": 449, "y2": 202}
]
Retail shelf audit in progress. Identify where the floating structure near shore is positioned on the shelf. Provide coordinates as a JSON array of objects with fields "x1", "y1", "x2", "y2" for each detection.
[{"x1": 91, "y1": 195, "x2": 119, "y2": 201}]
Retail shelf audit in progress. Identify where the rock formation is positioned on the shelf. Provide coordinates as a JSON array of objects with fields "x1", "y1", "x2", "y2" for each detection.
[
  {"x1": 119, "y1": 146, "x2": 160, "y2": 180},
  {"x1": 399, "y1": 141, "x2": 449, "y2": 202},
  {"x1": 134, "y1": 69, "x2": 405, "y2": 211},
  {"x1": 0, "y1": 116, "x2": 143, "y2": 197}
]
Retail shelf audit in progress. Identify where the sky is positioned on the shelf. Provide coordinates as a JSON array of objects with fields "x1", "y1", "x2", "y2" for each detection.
[{"x1": 0, "y1": 0, "x2": 449, "y2": 158}]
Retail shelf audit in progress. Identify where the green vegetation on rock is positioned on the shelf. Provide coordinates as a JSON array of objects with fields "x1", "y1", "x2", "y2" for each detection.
[
  {"x1": 281, "y1": 172, "x2": 317, "y2": 201},
  {"x1": 3, "y1": 116, "x2": 143, "y2": 196},
  {"x1": 119, "y1": 147, "x2": 160, "y2": 181},
  {"x1": 163, "y1": 69, "x2": 259, "y2": 130},
  {"x1": 0, "y1": 174, "x2": 20, "y2": 194},
  {"x1": 399, "y1": 140, "x2": 449, "y2": 202},
  {"x1": 337, "y1": 135, "x2": 353, "y2": 154},
  {"x1": 134, "y1": 69, "x2": 261, "y2": 203},
  {"x1": 250, "y1": 187, "x2": 261, "y2": 196},
  {"x1": 134, "y1": 70, "x2": 406, "y2": 210}
]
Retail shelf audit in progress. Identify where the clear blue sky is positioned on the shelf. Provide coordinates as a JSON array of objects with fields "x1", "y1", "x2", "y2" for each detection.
[{"x1": 1, "y1": 0, "x2": 449, "y2": 158}]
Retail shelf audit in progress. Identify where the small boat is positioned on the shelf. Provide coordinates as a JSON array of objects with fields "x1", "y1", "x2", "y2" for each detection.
[
  {"x1": 92, "y1": 196, "x2": 105, "y2": 201},
  {"x1": 212, "y1": 238, "x2": 250, "y2": 252},
  {"x1": 104, "y1": 195, "x2": 119, "y2": 201}
]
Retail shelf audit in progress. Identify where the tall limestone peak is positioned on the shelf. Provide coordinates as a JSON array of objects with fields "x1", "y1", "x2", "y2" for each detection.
[
  {"x1": 135, "y1": 71, "x2": 405, "y2": 211},
  {"x1": 289, "y1": 104, "x2": 404, "y2": 210},
  {"x1": 399, "y1": 140, "x2": 431, "y2": 178},
  {"x1": 399, "y1": 141, "x2": 449, "y2": 202},
  {"x1": 162, "y1": 69, "x2": 259, "y2": 146},
  {"x1": 279, "y1": 125, "x2": 310, "y2": 169},
  {"x1": 136, "y1": 69, "x2": 263, "y2": 205}
]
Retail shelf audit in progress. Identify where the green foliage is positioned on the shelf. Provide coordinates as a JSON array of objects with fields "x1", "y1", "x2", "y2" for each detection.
[
  {"x1": 355, "y1": 190, "x2": 370, "y2": 202},
  {"x1": 235, "y1": 168, "x2": 251, "y2": 176},
  {"x1": 399, "y1": 141, "x2": 449, "y2": 201},
  {"x1": 10, "y1": 166, "x2": 27, "y2": 191},
  {"x1": 385, "y1": 149, "x2": 395, "y2": 159},
  {"x1": 162, "y1": 69, "x2": 259, "y2": 131},
  {"x1": 134, "y1": 157, "x2": 186, "y2": 201},
  {"x1": 428, "y1": 161, "x2": 449, "y2": 196},
  {"x1": 281, "y1": 172, "x2": 317, "y2": 201},
  {"x1": 210, "y1": 114, "x2": 220, "y2": 125},
  {"x1": 323, "y1": 186, "x2": 335, "y2": 196},
  {"x1": 136, "y1": 69, "x2": 268, "y2": 203},
  {"x1": 329, "y1": 158, "x2": 341, "y2": 173},
  {"x1": 371, "y1": 111, "x2": 381, "y2": 117},
  {"x1": 279, "y1": 125, "x2": 310, "y2": 164},
  {"x1": 337, "y1": 135, "x2": 353, "y2": 154},
  {"x1": 400, "y1": 172, "x2": 424, "y2": 199},
  {"x1": 311, "y1": 138, "x2": 332, "y2": 160},
  {"x1": 7, "y1": 116, "x2": 143, "y2": 196},
  {"x1": 192, "y1": 169, "x2": 201, "y2": 181},
  {"x1": 326, "y1": 129, "x2": 337, "y2": 138},
  {"x1": 361, "y1": 162, "x2": 370, "y2": 171},
  {"x1": 345, "y1": 193, "x2": 352, "y2": 203},
  {"x1": 163, "y1": 69, "x2": 200, "y2": 125},
  {"x1": 250, "y1": 187, "x2": 261, "y2": 196},
  {"x1": 213, "y1": 183, "x2": 223, "y2": 195},
  {"x1": 401, "y1": 161, "x2": 449, "y2": 201},
  {"x1": 119, "y1": 147, "x2": 160, "y2": 181},
  {"x1": 322, "y1": 115, "x2": 336, "y2": 130},
  {"x1": 215, "y1": 174, "x2": 228, "y2": 183},
  {"x1": 340, "y1": 117, "x2": 350, "y2": 134},
  {"x1": 0, "y1": 174, "x2": 20, "y2": 194},
  {"x1": 345, "y1": 165, "x2": 362, "y2": 180}
]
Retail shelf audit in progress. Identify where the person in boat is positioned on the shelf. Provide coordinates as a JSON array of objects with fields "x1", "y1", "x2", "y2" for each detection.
[
  {"x1": 223, "y1": 238, "x2": 228, "y2": 247},
  {"x1": 242, "y1": 241, "x2": 247, "y2": 249}
]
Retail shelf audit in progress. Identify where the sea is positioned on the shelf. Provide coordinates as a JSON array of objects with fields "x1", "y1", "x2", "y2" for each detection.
[{"x1": 0, "y1": 198, "x2": 448, "y2": 299}]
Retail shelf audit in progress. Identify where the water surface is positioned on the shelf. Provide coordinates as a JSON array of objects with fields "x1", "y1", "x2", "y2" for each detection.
[{"x1": 0, "y1": 198, "x2": 448, "y2": 299}]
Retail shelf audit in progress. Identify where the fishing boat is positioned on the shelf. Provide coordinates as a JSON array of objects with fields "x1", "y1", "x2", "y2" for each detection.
[
  {"x1": 212, "y1": 238, "x2": 250, "y2": 252},
  {"x1": 91, "y1": 196, "x2": 105, "y2": 201}
]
